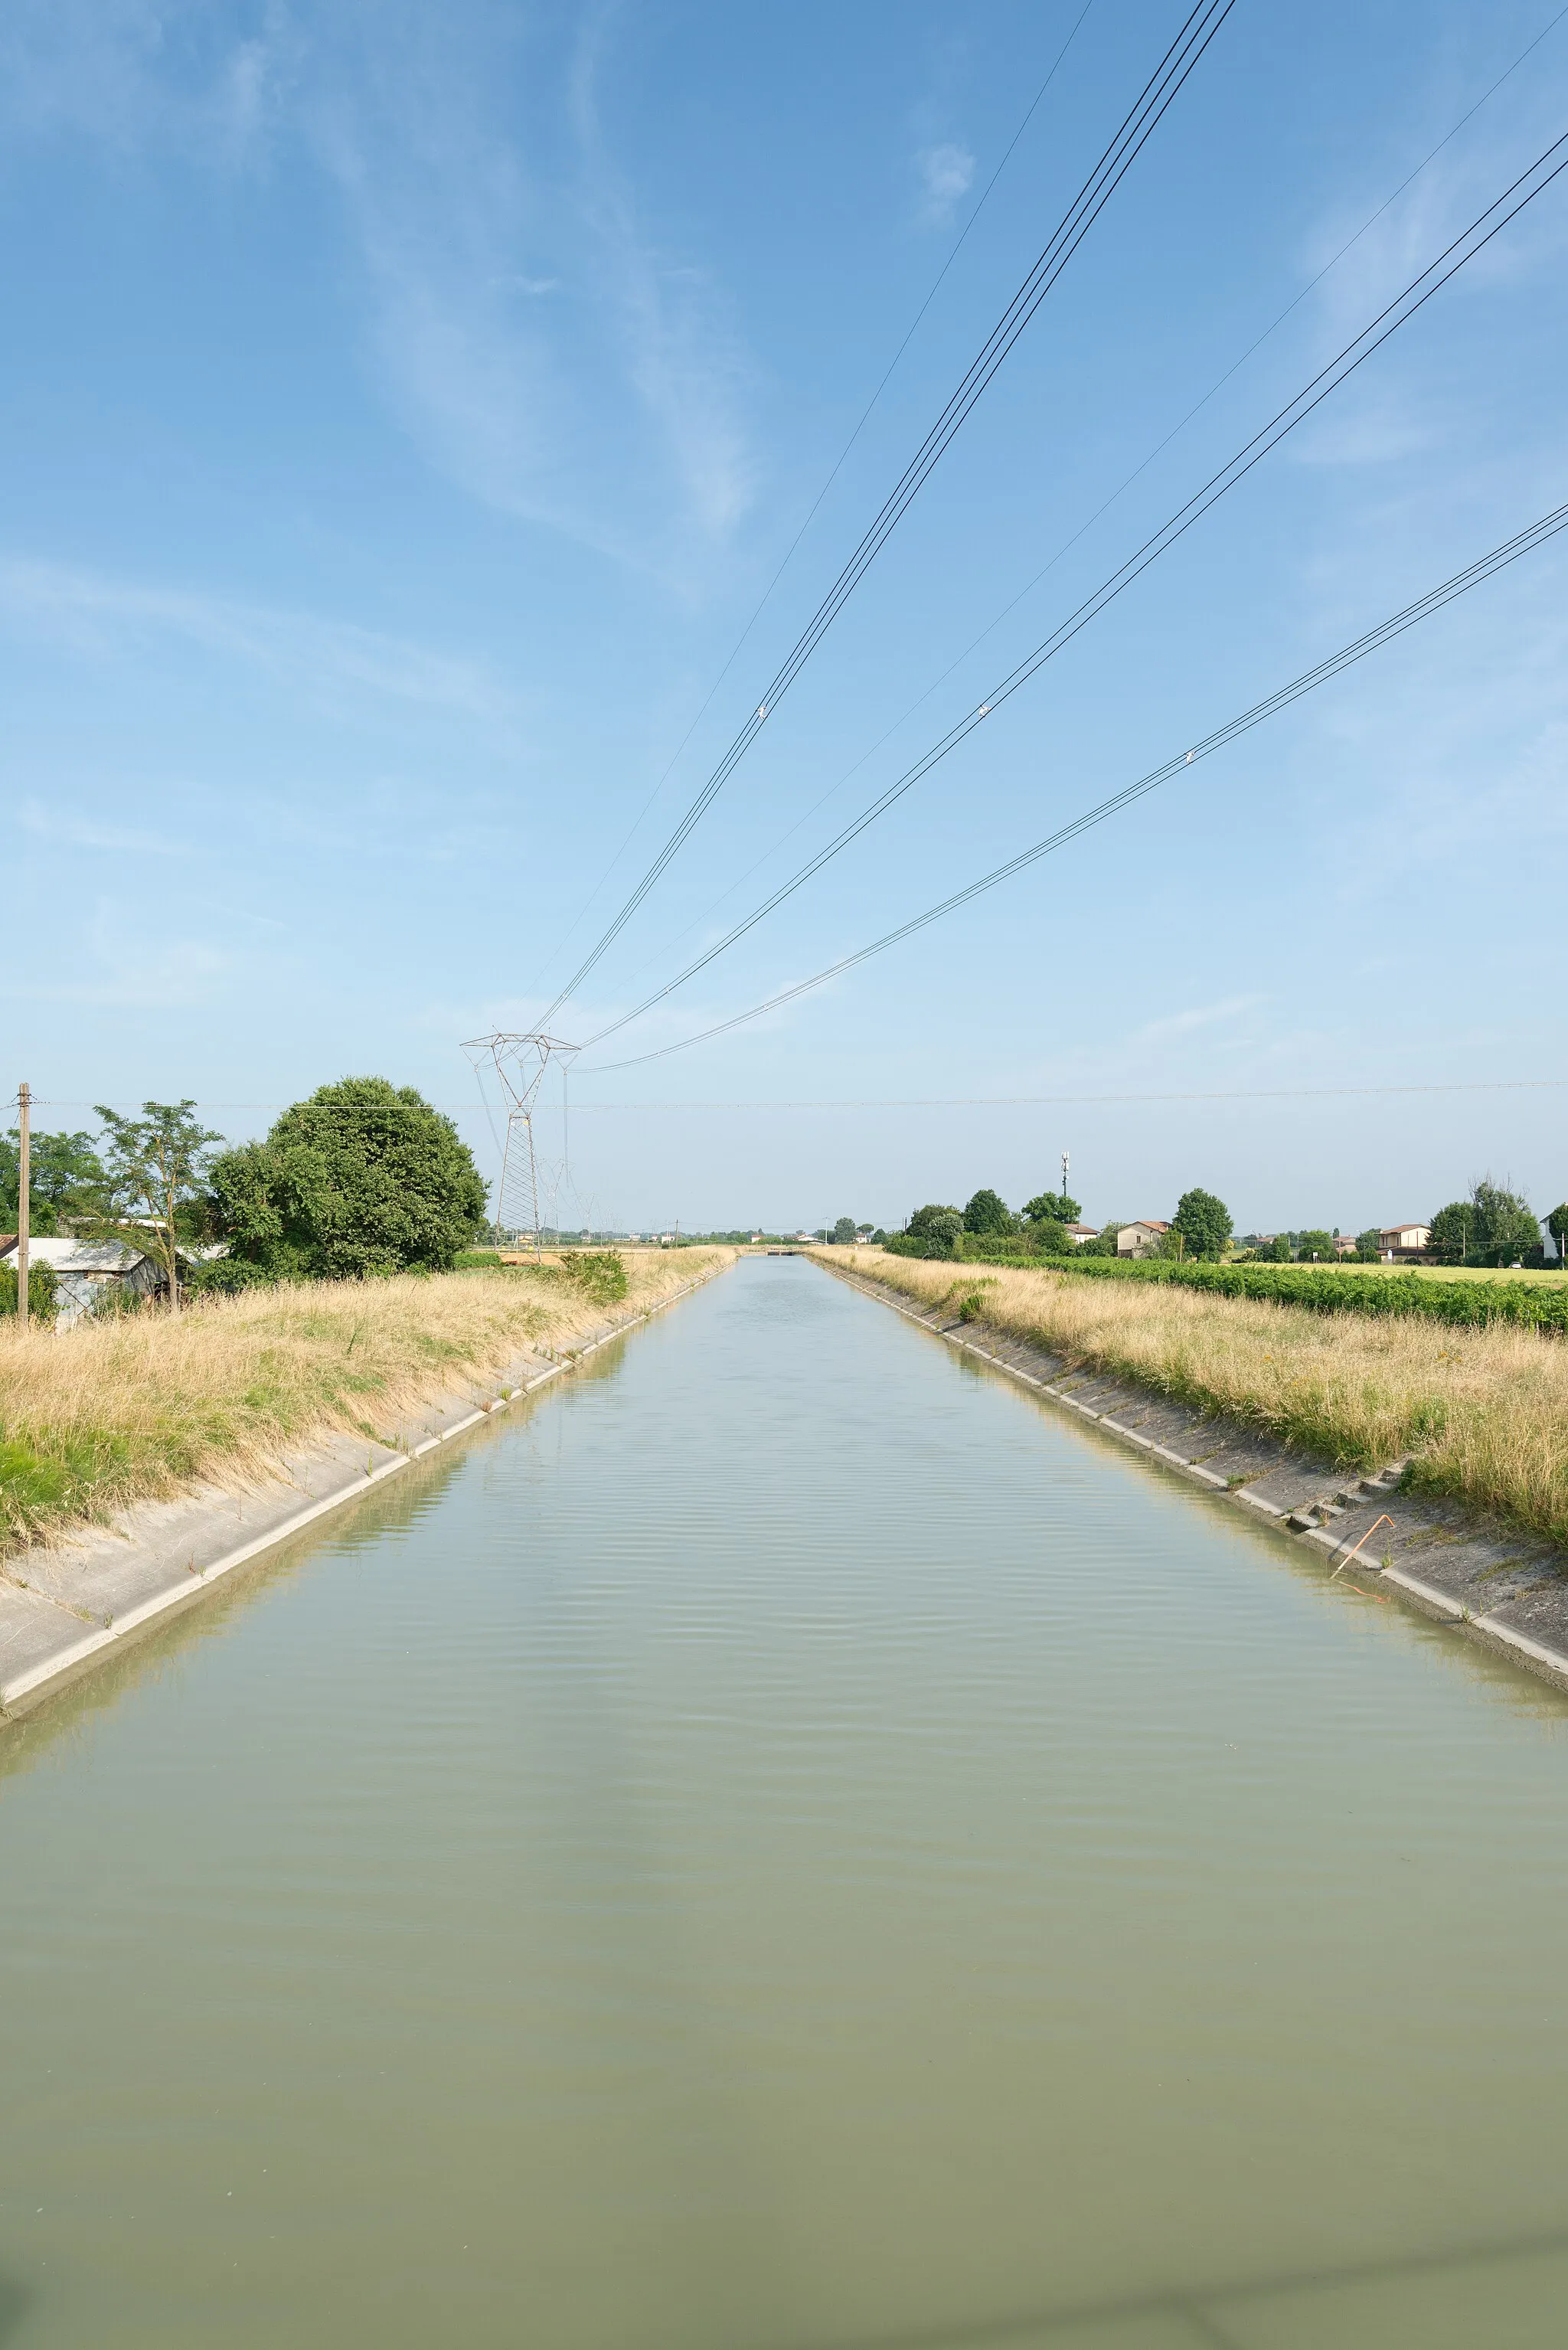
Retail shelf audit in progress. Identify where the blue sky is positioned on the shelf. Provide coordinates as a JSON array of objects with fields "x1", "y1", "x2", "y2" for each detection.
[{"x1": 4, "y1": 0, "x2": 1567, "y2": 1234}]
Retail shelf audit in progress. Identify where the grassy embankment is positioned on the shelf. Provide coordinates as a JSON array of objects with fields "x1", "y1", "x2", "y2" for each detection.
[
  {"x1": 0, "y1": 1250, "x2": 730, "y2": 1555},
  {"x1": 838, "y1": 1247, "x2": 1568, "y2": 1545}
]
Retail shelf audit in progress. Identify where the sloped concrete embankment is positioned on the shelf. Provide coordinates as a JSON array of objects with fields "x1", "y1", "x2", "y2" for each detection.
[
  {"x1": 822, "y1": 1259, "x2": 1568, "y2": 1698},
  {"x1": 0, "y1": 1262, "x2": 727, "y2": 1721}
]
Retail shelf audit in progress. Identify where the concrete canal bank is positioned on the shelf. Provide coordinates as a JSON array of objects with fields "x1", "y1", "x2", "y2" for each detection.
[
  {"x1": 818, "y1": 1254, "x2": 1568, "y2": 1697},
  {"x1": 0, "y1": 1257, "x2": 731, "y2": 1719}
]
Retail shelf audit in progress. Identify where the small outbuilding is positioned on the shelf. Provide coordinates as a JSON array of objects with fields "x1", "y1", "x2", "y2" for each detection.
[
  {"x1": 1061, "y1": 1223, "x2": 1099, "y2": 1247},
  {"x1": 0, "y1": 1235, "x2": 163, "y2": 1326}
]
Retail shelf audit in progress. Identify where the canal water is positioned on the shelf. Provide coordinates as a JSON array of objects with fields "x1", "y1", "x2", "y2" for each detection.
[{"x1": 2, "y1": 1257, "x2": 1566, "y2": 2348}]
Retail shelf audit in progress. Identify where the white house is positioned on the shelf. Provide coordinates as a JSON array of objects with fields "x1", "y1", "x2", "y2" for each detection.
[
  {"x1": 1116, "y1": 1220, "x2": 1171, "y2": 1258},
  {"x1": 1062, "y1": 1223, "x2": 1098, "y2": 1247},
  {"x1": 0, "y1": 1235, "x2": 162, "y2": 1326},
  {"x1": 1379, "y1": 1223, "x2": 1430, "y2": 1260}
]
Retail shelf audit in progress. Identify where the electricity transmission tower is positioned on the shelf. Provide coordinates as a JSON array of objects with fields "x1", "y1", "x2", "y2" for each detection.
[{"x1": 462, "y1": 1031, "x2": 580, "y2": 1247}]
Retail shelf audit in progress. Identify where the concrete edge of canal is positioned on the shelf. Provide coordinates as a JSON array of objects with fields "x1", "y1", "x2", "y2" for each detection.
[
  {"x1": 818, "y1": 1256, "x2": 1568, "y2": 1701},
  {"x1": 0, "y1": 1259, "x2": 732, "y2": 1725}
]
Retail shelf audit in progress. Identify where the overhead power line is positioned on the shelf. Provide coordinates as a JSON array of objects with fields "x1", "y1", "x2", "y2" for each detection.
[
  {"x1": 582, "y1": 495, "x2": 1568, "y2": 1072},
  {"x1": 579, "y1": 124, "x2": 1568, "y2": 1051},
  {"x1": 604, "y1": 0, "x2": 1568, "y2": 1003},
  {"x1": 518, "y1": 0, "x2": 1099, "y2": 1003},
  {"x1": 564, "y1": 1080, "x2": 1568, "y2": 1110},
  {"x1": 536, "y1": 0, "x2": 1237, "y2": 1028},
  {"x1": 38, "y1": 1077, "x2": 1568, "y2": 1116}
]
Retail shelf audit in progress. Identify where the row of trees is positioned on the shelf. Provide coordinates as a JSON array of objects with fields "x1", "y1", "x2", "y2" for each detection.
[
  {"x1": 3, "y1": 1078, "x2": 489, "y2": 1305},
  {"x1": 889, "y1": 1186, "x2": 1236, "y2": 1262},
  {"x1": 862, "y1": 1174, "x2": 1568, "y2": 1270}
]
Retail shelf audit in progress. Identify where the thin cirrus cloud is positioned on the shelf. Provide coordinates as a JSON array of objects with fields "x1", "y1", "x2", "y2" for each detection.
[
  {"x1": 0, "y1": 0, "x2": 759, "y2": 576},
  {"x1": 0, "y1": 556, "x2": 505, "y2": 714},
  {"x1": 18, "y1": 800, "x2": 192, "y2": 858},
  {"x1": 8, "y1": 904, "x2": 242, "y2": 1008},
  {"x1": 308, "y1": 1, "x2": 756, "y2": 572},
  {"x1": 916, "y1": 141, "x2": 975, "y2": 224},
  {"x1": 1134, "y1": 995, "x2": 1265, "y2": 1046}
]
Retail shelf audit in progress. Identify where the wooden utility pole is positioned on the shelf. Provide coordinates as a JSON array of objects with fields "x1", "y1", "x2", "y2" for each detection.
[{"x1": 16, "y1": 1081, "x2": 30, "y2": 1332}]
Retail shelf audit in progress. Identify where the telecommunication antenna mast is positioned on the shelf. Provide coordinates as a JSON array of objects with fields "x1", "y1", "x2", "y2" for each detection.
[{"x1": 462, "y1": 1031, "x2": 580, "y2": 1247}]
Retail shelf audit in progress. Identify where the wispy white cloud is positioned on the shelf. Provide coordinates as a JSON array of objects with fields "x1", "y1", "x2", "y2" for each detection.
[
  {"x1": 18, "y1": 799, "x2": 191, "y2": 856},
  {"x1": 0, "y1": 554, "x2": 505, "y2": 712},
  {"x1": 1134, "y1": 994, "x2": 1264, "y2": 1045},
  {"x1": 308, "y1": 0, "x2": 756, "y2": 570},
  {"x1": 916, "y1": 141, "x2": 974, "y2": 225},
  {"x1": 0, "y1": 1, "x2": 759, "y2": 574},
  {"x1": 13, "y1": 904, "x2": 243, "y2": 1006},
  {"x1": 1289, "y1": 72, "x2": 1568, "y2": 475}
]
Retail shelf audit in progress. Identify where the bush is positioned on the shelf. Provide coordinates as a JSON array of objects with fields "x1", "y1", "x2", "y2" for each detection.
[
  {"x1": 0, "y1": 1262, "x2": 58, "y2": 1322},
  {"x1": 897, "y1": 1204, "x2": 965, "y2": 1259},
  {"x1": 553, "y1": 1250, "x2": 629, "y2": 1304}
]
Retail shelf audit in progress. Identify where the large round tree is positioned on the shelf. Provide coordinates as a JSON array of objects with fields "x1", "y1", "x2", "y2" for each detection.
[
  {"x1": 1170, "y1": 1186, "x2": 1233, "y2": 1260},
  {"x1": 211, "y1": 1077, "x2": 488, "y2": 1280}
]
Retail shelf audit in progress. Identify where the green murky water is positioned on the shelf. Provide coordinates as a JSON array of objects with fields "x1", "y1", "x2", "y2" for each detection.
[{"x1": 1, "y1": 1256, "x2": 1565, "y2": 2348}]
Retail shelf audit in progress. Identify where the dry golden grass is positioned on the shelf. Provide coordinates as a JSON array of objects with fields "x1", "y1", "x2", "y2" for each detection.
[
  {"x1": 839, "y1": 1248, "x2": 1568, "y2": 1544},
  {"x1": 0, "y1": 1252, "x2": 730, "y2": 1553}
]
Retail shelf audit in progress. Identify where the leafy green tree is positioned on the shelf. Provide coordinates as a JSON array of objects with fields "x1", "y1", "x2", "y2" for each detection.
[
  {"x1": 831, "y1": 1216, "x2": 858, "y2": 1244},
  {"x1": 906, "y1": 1204, "x2": 964, "y2": 1258},
  {"x1": 1547, "y1": 1203, "x2": 1568, "y2": 1266},
  {"x1": 95, "y1": 1101, "x2": 223, "y2": 1312},
  {"x1": 1027, "y1": 1217, "x2": 1074, "y2": 1255},
  {"x1": 0, "y1": 1127, "x2": 108, "y2": 1236},
  {"x1": 1262, "y1": 1234, "x2": 1293, "y2": 1262},
  {"x1": 1171, "y1": 1187, "x2": 1232, "y2": 1260},
  {"x1": 1082, "y1": 1223, "x2": 1122, "y2": 1257},
  {"x1": 1296, "y1": 1228, "x2": 1334, "y2": 1262},
  {"x1": 1470, "y1": 1177, "x2": 1539, "y2": 1267},
  {"x1": 1427, "y1": 1202, "x2": 1473, "y2": 1264},
  {"x1": 1356, "y1": 1227, "x2": 1383, "y2": 1260},
  {"x1": 211, "y1": 1077, "x2": 487, "y2": 1282},
  {"x1": 1022, "y1": 1188, "x2": 1081, "y2": 1226},
  {"x1": 963, "y1": 1187, "x2": 1014, "y2": 1236}
]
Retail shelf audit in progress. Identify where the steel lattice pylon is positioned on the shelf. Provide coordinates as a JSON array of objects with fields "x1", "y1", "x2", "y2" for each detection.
[{"x1": 462, "y1": 1031, "x2": 580, "y2": 1247}]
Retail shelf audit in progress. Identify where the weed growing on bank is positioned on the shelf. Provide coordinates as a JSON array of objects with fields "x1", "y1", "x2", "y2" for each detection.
[
  {"x1": 841, "y1": 1249, "x2": 1568, "y2": 1545},
  {"x1": 0, "y1": 1252, "x2": 727, "y2": 1552}
]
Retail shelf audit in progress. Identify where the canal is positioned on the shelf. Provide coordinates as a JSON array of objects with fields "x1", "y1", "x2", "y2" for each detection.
[{"x1": 1, "y1": 1255, "x2": 1566, "y2": 2347}]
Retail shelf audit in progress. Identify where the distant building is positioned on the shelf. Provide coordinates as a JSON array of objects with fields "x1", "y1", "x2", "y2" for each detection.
[
  {"x1": 1379, "y1": 1223, "x2": 1430, "y2": 1260},
  {"x1": 1062, "y1": 1223, "x2": 1098, "y2": 1247},
  {"x1": 1116, "y1": 1220, "x2": 1171, "y2": 1258},
  {"x1": 1332, "y1": 1234, "x2": 1359, "y2": 1257}
]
